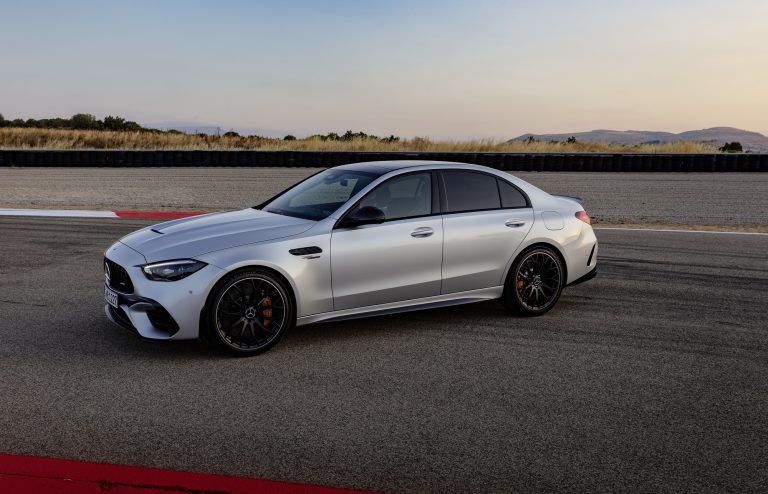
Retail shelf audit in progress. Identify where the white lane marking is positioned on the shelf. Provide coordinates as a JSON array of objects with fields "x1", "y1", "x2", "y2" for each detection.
[
  {"x1": 594, "y1": 227, "x2": 768, "y2": 236},
  {"x1": 0, "y1": 208, "x2": 118, "y2": 218}
]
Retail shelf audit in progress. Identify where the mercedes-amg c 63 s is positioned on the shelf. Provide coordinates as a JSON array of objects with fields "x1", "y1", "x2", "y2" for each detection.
[{"x1": 104, "y1": 161, "x2": 597, "y2": 355}]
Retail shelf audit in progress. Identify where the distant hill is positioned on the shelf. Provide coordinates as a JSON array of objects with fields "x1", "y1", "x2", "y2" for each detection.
[{"x1": 510, "y1": 127, "x2": 768, "y2": 152}]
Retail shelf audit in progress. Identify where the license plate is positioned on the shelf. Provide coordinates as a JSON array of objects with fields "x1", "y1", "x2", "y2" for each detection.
[{"x1": 104, "y1": 285, "x2": 119, "y2": 308}]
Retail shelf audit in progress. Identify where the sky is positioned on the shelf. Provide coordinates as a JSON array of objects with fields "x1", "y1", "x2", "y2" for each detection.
[{"x1": 1, "y1": 0, "x2": 766, "y2": 139}]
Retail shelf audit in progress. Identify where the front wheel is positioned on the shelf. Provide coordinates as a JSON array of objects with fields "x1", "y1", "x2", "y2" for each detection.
[
  {"x1": 206, "y1": 269, "x2": 294, "y2": 356},
  {"x1": 501, "y1": 247, "x2": 565, "y2": 316}
]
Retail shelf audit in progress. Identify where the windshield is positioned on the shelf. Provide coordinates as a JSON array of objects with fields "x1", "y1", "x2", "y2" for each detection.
[{"x1": 261, "y1": 169, "x2": 379, "y2": 220}]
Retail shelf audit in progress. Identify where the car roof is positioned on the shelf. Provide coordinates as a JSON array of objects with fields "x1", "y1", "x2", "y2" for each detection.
[{"x1": 336, "y1": 160, "x2": 479, "y2": 174}]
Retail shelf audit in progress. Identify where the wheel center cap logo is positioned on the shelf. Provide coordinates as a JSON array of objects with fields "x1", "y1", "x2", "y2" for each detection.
[
  {"x1": 533, "y1": 274, "x2": 542, "y2": 287},
  {"x1": 244, "y1": 307, "x2": 257, "y2": 319}
]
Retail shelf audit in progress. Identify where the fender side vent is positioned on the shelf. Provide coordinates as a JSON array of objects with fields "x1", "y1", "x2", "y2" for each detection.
[{"x1": 289, "y1": 246, "x2": 322, "y2": 256}]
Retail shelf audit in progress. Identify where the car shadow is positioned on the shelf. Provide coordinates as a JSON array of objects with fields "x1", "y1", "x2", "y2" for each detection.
[{"x1": 43, "y1": 293, "x2": 578, "y2": 362}]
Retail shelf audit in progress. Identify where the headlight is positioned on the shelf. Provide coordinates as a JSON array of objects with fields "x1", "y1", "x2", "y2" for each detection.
[{"x1": 141, "y1": 259, "x2": 207, "y2": 282}]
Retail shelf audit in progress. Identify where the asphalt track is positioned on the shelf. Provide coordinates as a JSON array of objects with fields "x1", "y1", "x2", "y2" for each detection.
[
  {"x1": 1, "y1": 216, "x2": 767, "y2": 493},
  {"x1": 2, "y1": 167, "x2": 768, "y2": 228}
]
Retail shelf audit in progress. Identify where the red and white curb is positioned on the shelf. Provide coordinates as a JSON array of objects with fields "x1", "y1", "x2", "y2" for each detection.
[
  {"x1": 0, "y1": 208, "x2": 204, "y2": 220},
  {"x1": 0, "y1": 453, "x2": 375, "y2": 494}
]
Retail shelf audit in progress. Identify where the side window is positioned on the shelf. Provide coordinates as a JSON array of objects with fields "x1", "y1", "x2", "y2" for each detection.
[
  {"x1": 442, "y1": 171, "x2": 500, "y2": 213},
  {"x1": 357, "y1": 173, "x2": 432, "y2": 221},
  {"x1": 498, "y1": 179, "x2": 528, "y2": 208}
]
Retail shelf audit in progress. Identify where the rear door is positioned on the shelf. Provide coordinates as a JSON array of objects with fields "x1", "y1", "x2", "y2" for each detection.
[
  {"x1": 330, "y1": 172, "x2": 443, "y2": 310},
  {"x1": 440, "y1": 171, "x2": 533, "y2": 294}
]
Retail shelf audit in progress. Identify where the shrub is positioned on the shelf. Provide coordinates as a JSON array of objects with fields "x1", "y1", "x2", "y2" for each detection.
[
  {"x1": 283, "y1": 134, "x2": 297, "y2": 141},
  {"x1": 123, "y1": 121, "x2": 142, "y2": 132},
  {"x1": 223, "y1": 131, "x2": 240, "y2": 138},
  {"x1": 719, "y1": 142, "x2": 743, "y2": 152}
]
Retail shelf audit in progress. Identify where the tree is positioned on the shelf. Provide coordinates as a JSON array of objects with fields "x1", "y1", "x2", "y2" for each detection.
[
  {"x1": 70, "y1": 113, "x2": 99, "y2": 130},
  {"x1": 283, "y1": 134, "x2": 297, "y2": 141},
  {"x1": 223, "y1": 130, "x2": 240, "y2": 138},
  {"x1": 103, "y1": 115, "x2": 126, "y2": 131},
  {"x1": 566, "y1": 136, "x2": 577, "y2": 144}
]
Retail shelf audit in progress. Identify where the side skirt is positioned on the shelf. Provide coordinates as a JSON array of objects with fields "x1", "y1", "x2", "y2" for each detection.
[{"x1": 296, "y1": 286, "x2": 504, "y2": 326}]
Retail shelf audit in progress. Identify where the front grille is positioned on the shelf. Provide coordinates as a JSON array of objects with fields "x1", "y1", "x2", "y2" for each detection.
[{"x1": 105, "y1": 258, "x2": 134, "y2": 293}]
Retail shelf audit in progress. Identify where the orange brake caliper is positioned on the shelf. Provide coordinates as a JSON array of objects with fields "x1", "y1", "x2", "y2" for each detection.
[
  {"x1": 260, "y1": 291, "x2": 273, "y2": 328},
  {"x1": 517, "y1": 275, "x2": 526, "y2": 290}
]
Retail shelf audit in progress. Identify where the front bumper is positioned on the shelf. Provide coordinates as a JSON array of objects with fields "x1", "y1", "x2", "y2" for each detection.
[
  {"x1": 104, "y1": 290, "x2": 181, "y2": 337},
  {"x1": 103, "y1": 241, "x2": 224, "y2": 340}
]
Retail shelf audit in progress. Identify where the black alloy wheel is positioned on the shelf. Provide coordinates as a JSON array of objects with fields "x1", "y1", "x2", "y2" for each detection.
[
  {"x1": 501, "y1": 247, "x2": 564, "y2": 316},
  {"x1": 207, "y1": 269, "x2": 294, "y2": 355}
]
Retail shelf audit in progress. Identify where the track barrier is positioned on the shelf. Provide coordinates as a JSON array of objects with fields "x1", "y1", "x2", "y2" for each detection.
[{"x1": 1, "y1": 150, "x2": 766, "y2": 171}]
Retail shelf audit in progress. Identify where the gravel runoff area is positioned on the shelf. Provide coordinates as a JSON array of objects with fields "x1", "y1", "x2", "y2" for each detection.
[
  {"x1": 1, "y1": 167, "x2": 767, "y2": 228},
  {"x1": 0, "y1": 218, "x2": 766, "y2": 493}
]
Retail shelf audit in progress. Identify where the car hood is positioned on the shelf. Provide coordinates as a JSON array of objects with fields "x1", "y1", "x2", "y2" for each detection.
[{"x1": 120, "y1": 209, "x2": 315, "y2": 263}]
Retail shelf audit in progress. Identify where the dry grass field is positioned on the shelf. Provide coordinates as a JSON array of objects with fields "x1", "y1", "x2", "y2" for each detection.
[{"x1": 0, "y1": 128, "x2": 720, "y2": 153}]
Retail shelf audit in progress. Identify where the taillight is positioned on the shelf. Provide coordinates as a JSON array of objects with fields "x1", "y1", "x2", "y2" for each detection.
[{"x1": 575, "y1": 211, "x2": 591, "y2": 225}]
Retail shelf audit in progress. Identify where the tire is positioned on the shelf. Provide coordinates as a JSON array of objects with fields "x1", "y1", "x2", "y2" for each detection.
[
  {"x1": 205, "y1": 269, "x2": 295, "y2": 356},
  {"x1": 501, "y1": 246, "x2": 565, "y2": 316}
]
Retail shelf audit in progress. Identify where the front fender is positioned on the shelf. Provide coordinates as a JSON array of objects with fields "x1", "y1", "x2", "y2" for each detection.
[{"x1": 196, "y1": 233, "x2": 333, "y2": 318}]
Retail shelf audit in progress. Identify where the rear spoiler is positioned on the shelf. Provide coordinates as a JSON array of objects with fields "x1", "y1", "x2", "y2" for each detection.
[{"x1": 553, "y1": 195, "x2": 584, "y2": 205}]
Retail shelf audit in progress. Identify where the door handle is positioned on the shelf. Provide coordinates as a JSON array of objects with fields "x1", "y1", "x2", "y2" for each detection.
[
  {"x1": 411, "y1": 227, "x2": 434, "y2": 238},
  {"x1": 505, "y1": 219, "x2": 526, "y2": 228}
]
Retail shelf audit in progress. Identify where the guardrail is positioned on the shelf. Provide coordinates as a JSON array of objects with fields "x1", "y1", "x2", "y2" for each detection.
[{"x1": 1, "y1": 150, "x2": 766, "y2": 171}]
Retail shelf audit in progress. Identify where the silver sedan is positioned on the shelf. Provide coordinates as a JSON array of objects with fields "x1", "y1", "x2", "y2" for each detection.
[{"x1": 104, "y1": 161, "x2": 597, "y2": 355}]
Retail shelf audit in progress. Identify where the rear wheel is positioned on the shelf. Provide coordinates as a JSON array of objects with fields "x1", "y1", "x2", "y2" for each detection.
[
  {"x1": 501, "y1": 247, "x2": 564, "y2": 316},
  {"x1": 206, "y1": 269, "x2": 294, "y2": 356}
]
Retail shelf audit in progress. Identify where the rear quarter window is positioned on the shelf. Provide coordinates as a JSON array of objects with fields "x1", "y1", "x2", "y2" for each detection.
[{"x1": 498, "y1": 179, "x2": 528, "y2": 208}]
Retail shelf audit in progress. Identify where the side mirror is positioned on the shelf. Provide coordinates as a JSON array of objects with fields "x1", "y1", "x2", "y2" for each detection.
[{"x1": 339, "y1": 206, "x2": 386, "y2": 228}]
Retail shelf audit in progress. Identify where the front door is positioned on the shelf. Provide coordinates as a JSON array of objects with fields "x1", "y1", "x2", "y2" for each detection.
[{"x1": 331, "y1": 172, "x2": 443, "y2": 310}]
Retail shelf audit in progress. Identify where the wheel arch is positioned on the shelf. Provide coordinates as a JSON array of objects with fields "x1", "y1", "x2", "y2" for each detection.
[
  {"x1": 502, "y1": 241, "x2": 569, "y2": 289},
  {"x1": 199, "y1": 263, "x2": 299, "y2": 337}
]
